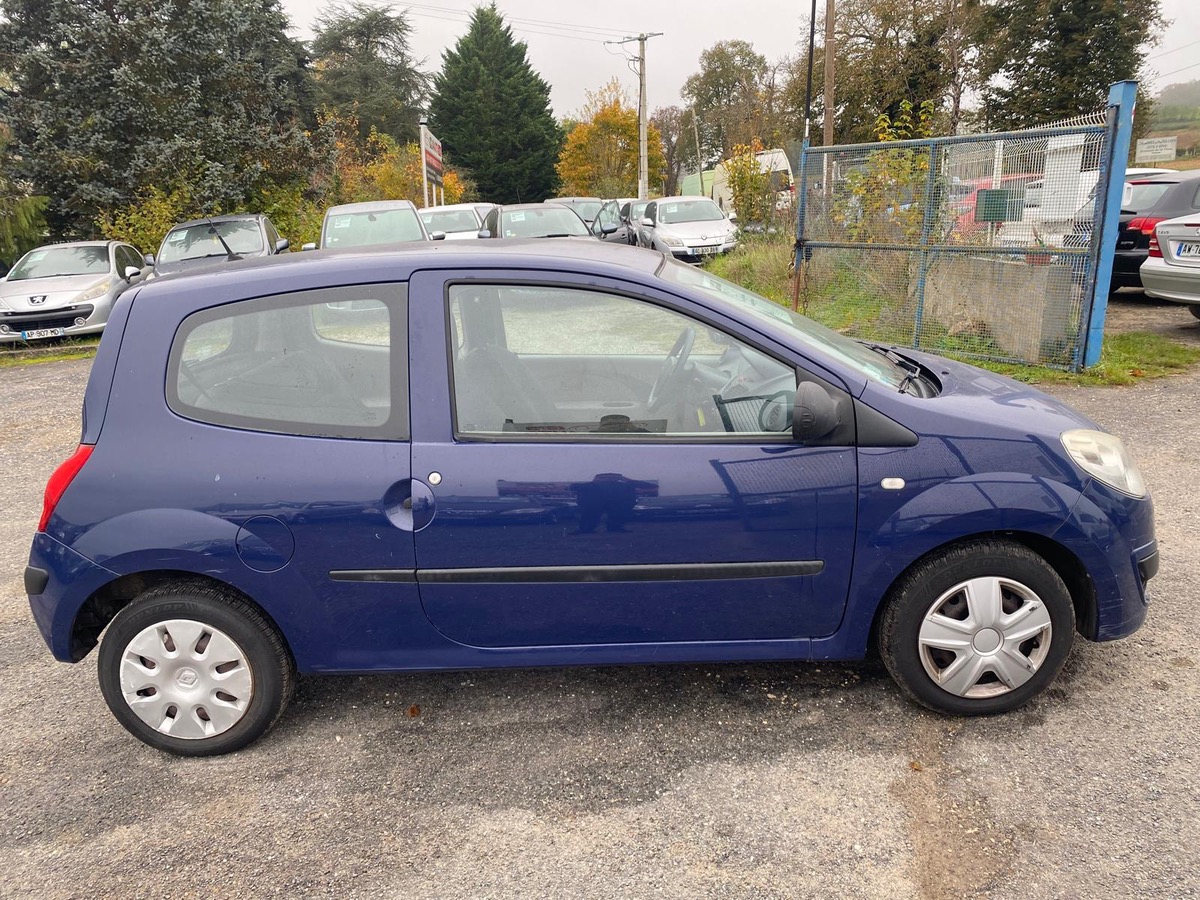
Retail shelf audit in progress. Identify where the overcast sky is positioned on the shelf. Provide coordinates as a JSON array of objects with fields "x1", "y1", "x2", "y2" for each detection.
[{"x1": 279, "y1": 0, "x2": 1200, "y2": 118}]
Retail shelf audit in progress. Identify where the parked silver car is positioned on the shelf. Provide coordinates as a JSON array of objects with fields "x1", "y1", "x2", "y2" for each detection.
[
  {"x1": 639, "y1": 197, "x2": 738, "y2": 262},
  {"x1": 0, "y1": 240, "x2": 145, "y2": 343},
  {"x1": 1142, "y1": 214, "x2": 1200, "y2": 319}
]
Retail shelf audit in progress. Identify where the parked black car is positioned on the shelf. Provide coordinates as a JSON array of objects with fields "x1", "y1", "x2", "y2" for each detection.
[
  {"x1": 149, "y1": 214, "x2": 290, "y2": 278},
  {"x1": 1065, "y1": 170, "x2": 1200, "y2": 293}
]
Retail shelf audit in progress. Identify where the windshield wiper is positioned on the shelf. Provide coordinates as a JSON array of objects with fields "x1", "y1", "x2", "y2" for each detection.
[
  {"x1": 205, "y1": 218, "x2": 242, "y2": 261},
  {"x1": 865, "y1": 342, "x2": 923, "y2": 393},
  {"x1": 536, "y1": 233, "x2": 576, "y2": 238}
]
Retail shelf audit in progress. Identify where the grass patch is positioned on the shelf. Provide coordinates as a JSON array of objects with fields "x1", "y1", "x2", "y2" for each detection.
[
  {"x1": 706, "y1": 240, "x2": 1200, "y2": 387},
  {"x1": 0, "y1": 336, "x2": 101, "y2": 368}
]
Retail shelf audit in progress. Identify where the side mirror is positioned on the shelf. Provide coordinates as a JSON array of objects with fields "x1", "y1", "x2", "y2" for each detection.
[
  {"x1": 727, "y1": 211, "x2": 738, "y2": 222},
  {"x1": 275, "y1": 238, "x2": 290, "y2": 253},
  {"x1": 143, "y1": 253, "x2": 156, "y2": 267},
  {"x1": 641, "y1": 216, "x2": 654, "y2": 227},
  {"x1": 600, "y1": 221, "x2": 618, "y2": 236},
  {"x1": 430, "y1": 231, "x2": 447, "y2": 241},
  {"x1": 477, "y1": 229, "x2": 491, "y2": 239},
  {"x1": 123, "y1": 265, "x2": 142, "y2": 282},
  {"x1": 792, "y1": 381, "x2": 840, "y2": 442},
  {"x1": 301, "y1": 242, "x2": 317, "y2": 251}
]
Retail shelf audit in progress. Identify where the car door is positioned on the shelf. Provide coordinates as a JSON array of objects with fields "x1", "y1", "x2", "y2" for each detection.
[
  {"x1": 407, "y1": 270, "x2": 857, "y2": 649},
  {"x1": 592, "y1": 200, "x2": 626, "y2": 243},
  {"x1": 639, "y1": 201, "x2": 658, "y2": 247}
]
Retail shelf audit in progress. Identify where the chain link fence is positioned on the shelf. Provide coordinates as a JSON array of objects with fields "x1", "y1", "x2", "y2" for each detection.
[{"x1": 795, "y1": 108, "x2": 1120, "y2": 370}]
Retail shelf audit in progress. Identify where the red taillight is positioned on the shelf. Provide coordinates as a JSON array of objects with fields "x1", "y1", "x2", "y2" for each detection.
[
  {"x1": 1127, "y1": 216, "x2": 1165, "y2": 236},
  {"x1": 1148, "y1": 232, "x2": 1162, "y2": 258},
  {"x1": 39, "y1": 444, "x2": 93, "y2": 532}
]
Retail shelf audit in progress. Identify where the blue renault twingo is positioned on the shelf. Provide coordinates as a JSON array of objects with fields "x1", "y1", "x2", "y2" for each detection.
[{"x1": 26, "y1": 241, "x2": 1157, "y2": 755}]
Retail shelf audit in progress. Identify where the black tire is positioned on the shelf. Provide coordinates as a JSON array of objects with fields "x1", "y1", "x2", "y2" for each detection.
[
  {"x1": 878, "y1": 539, "x2": 1075, "y2": 716},
  {"x1": 98, "y1": 582, "x2": 295, "y2": 756},
  {"x1": 1189, "y1": 306, "x2": 1200, "y2": 320}
]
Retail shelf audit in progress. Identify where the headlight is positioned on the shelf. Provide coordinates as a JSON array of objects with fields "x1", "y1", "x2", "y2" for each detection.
[
  {"x1": 1061, "y1": 429, "x2": 1146, "y2": 497},
  {"x1": 661, "y1": 236, "x2": 684, "y2": 248},
  {"x1": 75, "y1": 278, "x2": 115, "y2": 303}
]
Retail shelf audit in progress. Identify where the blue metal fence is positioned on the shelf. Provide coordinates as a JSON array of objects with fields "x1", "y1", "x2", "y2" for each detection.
[{"x1": 794, "y1": 82, "x2": 1138, "y2": 371}]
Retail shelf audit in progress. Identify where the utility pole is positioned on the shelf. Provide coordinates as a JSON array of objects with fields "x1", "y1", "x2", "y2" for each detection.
[
  {"x1": 616, "y1": 32, "x2": 663, "y2": 200},
  {"x1": 823, "y1": 0, "x2": 835, "y2": 147}
]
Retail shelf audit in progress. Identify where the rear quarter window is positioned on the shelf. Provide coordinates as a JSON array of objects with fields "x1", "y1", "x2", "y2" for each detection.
[{"x1": 167, "y1": 285, "x2": 407, "y2": 439}]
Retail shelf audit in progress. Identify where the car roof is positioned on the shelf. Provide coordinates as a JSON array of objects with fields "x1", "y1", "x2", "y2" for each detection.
[
  {"x1": 1131, "y1": 169, "x2": 1200, "y2": 183},
  {"x1": 25, "y1": 240, "x2": 116, "y2": 251},
  {"x1": 135, "y1": 238, "x2": 665, "y2": 295},
  {"x1": 325, "y1": 200, "x2": 418, "y2": 215},
  {"x1": 499, "y1": 203, "x2": 580, "y2": 214},
  {"x1": 169, "y1": 214, "x2": 266, "y2": 230},
  {"x1": 657, "y1": 196, "x2": 714, "y2": 203},
  {"x1": 421, "y1": 204, "x2": 479, "y2": 213},
  {"x1": 546, "y1": 197, "x2": 601, "y2": 203}
]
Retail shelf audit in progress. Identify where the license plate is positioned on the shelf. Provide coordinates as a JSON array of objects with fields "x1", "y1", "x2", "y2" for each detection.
[
  {"x1": 1179, "y1": 242, "x2": 1200, "y2": 258},
  {"x1": 695, "y1": 245, "x2": 718, "y2": 255},
  {"x1": 21, "y1": 328, "x2": 65, "y2": 340}
]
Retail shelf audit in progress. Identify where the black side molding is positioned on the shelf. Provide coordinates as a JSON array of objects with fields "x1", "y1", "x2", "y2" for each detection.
[
  {"x1": 854, "y1": 399, "x2": 918, "y2": 447},
  {"x1": 329, "y1": 561, "x2": 823, "y2": 585},
  {"x1": 329, "y1": 569, "x2": 417, "y2": 583},
  {"x1": 24, "y1": 566, "x2": 49, "y2": 596}
]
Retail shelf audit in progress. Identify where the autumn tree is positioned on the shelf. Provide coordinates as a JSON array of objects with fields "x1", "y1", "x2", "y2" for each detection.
[
  {"x1": 651, "y1": 105, "x2": 690, "y2": 196},
  {"x1": 557, "y1": 80, "x2": 664, "y2": 198},
  {"x1": 310, "y1": 2, "x2": 427, "y2": 143},
  {"x1": 428, "y1": 5, "x2": 560, "y2": 202}
]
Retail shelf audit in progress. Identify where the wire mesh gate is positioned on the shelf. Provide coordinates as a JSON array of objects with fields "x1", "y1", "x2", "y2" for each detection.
[{"x1": 794, "y1": 82, "x2": 1138, "y2": 371}]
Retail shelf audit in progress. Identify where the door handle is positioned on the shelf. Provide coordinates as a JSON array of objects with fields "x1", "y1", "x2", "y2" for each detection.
[
  {"x1": 402, "y1": 497, "x2": 413, "y2": 511},
  {"x1": 384, "y1": 479, "x2": 436, "y2": 532}
]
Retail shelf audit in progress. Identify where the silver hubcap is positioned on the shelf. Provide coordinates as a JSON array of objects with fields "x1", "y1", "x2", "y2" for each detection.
[
  {"x1": 918, "y1": 576, "x2": 1053, "y2": 699},
  {"x1": 119, "y1": 619, "x2": 254, "y2": 739}
]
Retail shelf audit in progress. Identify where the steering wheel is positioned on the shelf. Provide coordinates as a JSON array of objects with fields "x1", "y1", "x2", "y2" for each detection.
[{"x1": 647, "y1": 326, "x2": 695, "y2": 413}]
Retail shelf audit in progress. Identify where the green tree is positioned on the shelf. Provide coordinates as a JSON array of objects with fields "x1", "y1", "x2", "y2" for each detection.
[
  {"x1": 683, "y1": 41, "x2": 788, "y2": 162},
  {"x1": 310, "y1": 2, "x2": 427, "y2": 144},
  {"x1": 0, "y1": 133, "x2": 46, "y2": 263},
  {"x1": 428, "y1": 5, "x2": 560, "y2": 203},
  {"x1": 976, "y1": 0, "x2": 1162, "y2": 129},
  {"x1": 0, "y1": 0, "x2": 315, "y2": 238}
]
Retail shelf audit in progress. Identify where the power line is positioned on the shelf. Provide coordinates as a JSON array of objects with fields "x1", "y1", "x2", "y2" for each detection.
[
  {"x1": 397, "y1": 2, "x2": 630, "y2": 40},
  {"x1": 1156, "y1": 59, "x2": 1200, "y2": 80},
  {"x1": 1147, "y1": 38, "x2": 1200, "y2": 61}
]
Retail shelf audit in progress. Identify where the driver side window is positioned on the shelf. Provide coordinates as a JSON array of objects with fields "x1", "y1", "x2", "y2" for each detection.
[{"x1": 448, "y1": 284, "x2": 797, "y2": 439}]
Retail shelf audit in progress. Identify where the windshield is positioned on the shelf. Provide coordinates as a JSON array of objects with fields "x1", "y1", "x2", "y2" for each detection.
[
  {"x1": 323, "y1": 208, "x2": 425, "y2": 248},
  {"x1": 8, "y1": 245, "x2": 110, "y2": 280},
  {"x1": 658, "y1": 199, "x2": 725, "y2": 225},
  {"x1": 159, "y1": 221, "x2": 264, "y2": 262},
  {"x1": 1123, "y1": 181, "x2": 1173, "y2": 213},
  {"x1": 421, "y1": 209, "x2": 479, "y2": 233},
  {"x1": 501, "y1": 207, "x2": 590, "y2": 238},
  {"x1": 660, "y1": 262, "x2": 909, "y2": 389},
  {"x1": 554, "y1": 200, "x2": 602, "y2": 221}
]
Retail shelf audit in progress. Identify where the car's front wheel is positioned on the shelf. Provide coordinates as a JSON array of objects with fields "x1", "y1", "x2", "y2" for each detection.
[
  {"x1": 878, "y1": 539, "x2": 1075, "y2": 715},
  {"x1": 1188, "y1": 305, "x2": 1200, "y2": 320},
  {"x1": 98, "y1": 583, "x2": 294, "y2": 755}
]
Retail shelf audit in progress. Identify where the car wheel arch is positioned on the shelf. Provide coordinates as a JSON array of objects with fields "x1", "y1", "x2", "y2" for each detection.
[
  {"x1": 864, "y1": 530, "x2": 1096, "y2": 657},
  {"x1": 69, "y1": 570, "x2": 294, "y2": 665}
]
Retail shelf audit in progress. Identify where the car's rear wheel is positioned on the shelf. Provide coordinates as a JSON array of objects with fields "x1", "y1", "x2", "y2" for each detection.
[
  {"x1": 1189, "y1": 305, "x2": 1200, "y2": 320},
  {"x1": 878, "y1": 539, "x2": 1075, "y2": 715},
  {"x1": 98, "y1": 583, "x2": 294, "y2": 755}
]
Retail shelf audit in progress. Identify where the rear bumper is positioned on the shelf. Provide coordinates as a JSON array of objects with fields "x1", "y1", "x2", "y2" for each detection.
[
  {"x1": 1141, "y1": 258, "x2": 1200, "y2": 304},
  {"x1": 27, "y1": 531, "x2": 119, "y2": 662}
]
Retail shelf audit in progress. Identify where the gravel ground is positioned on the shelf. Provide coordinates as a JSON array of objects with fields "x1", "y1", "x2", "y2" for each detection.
[{"x1": 1, "y1": 355, "x2": 1197, "y2": 900}]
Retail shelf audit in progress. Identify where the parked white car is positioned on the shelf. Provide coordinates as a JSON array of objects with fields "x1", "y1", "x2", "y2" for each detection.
[
  {"x1": 1142, "y1": 214, "x2": 1200, "y2": 318},
  {"x1": 639, "y1": 196, "x2": 738, "y2": 262},
  {"x1": 0, "y1": 241, "x2": 146, "y2": 343},
  {"x1": 419, "y1": 203, "x2": 484, "y2": 240}
]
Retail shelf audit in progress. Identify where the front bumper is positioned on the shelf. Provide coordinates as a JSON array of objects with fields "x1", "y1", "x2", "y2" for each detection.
[
  {"x1": 1141, "y1": 257, "x2": 1200, "y2": 304},
  {"x1": 667, "y1": 242, "x2": 737, "y2": 263},
  {"x1": 0, "y1": 302, "x2": 106, "y2": 342}
]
